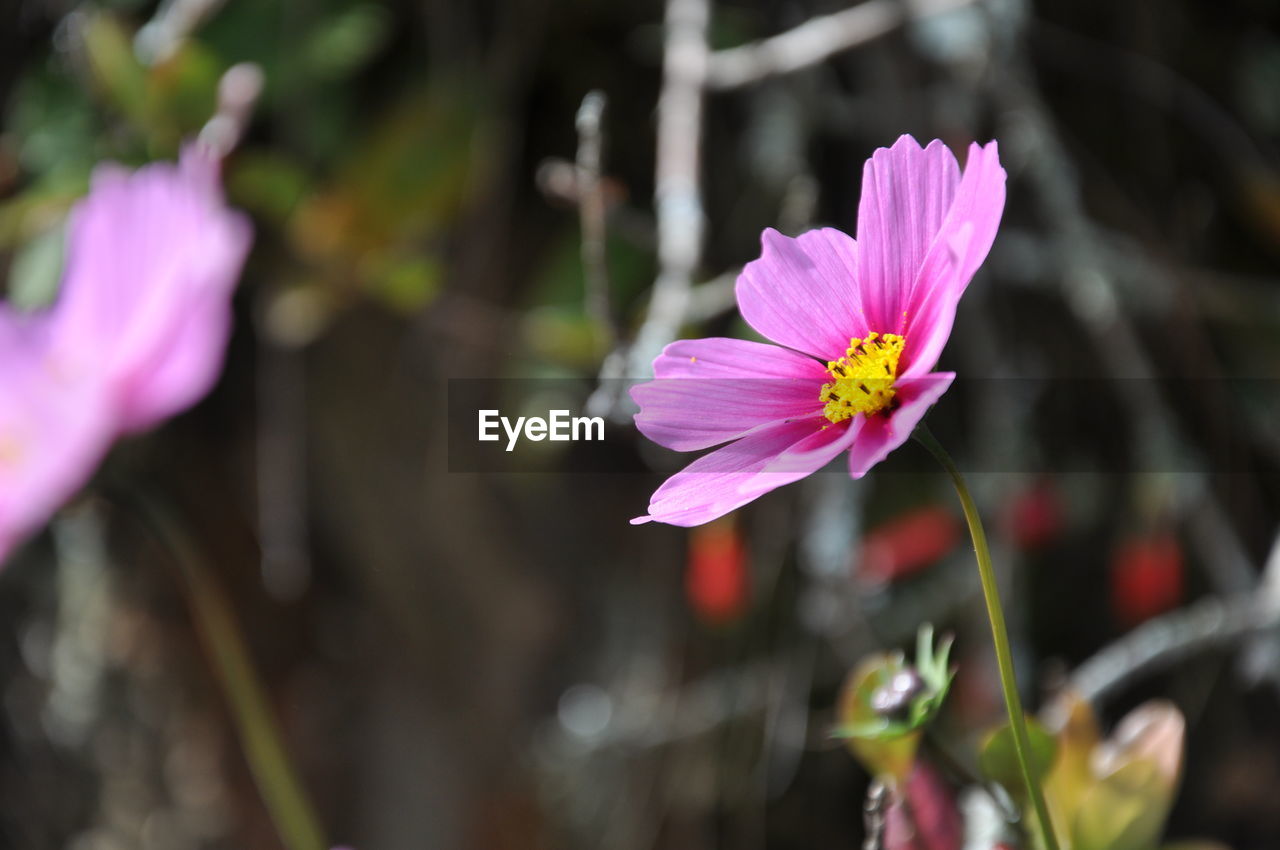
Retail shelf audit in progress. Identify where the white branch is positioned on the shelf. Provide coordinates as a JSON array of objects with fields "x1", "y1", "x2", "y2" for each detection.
[
  {"x1": 1066, "y1": 594, "x2": 1280, "y2": 706},
  {"x1": 705, "y1": 0, "x2": 978, "y2": 91},
  {"x1": 623, "y1": 0, "x2": 710, "y2": 382},
  {"x1": 575, "y1": 90, "x2": 616, "y2": 346}
]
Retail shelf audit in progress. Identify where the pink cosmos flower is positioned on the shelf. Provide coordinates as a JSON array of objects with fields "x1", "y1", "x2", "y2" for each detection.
[
  {"x1": 631, "y1": 135, "x2": 1005, "y2": 526},
  {"x1": 0, "y1": 146, "x2": 251, "y2": 561}
]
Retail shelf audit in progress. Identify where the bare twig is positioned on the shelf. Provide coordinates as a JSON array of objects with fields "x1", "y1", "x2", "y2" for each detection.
[
  {"x1": 134, "y1": 0, "x2": 228, "y2": 65},
  {"x1": 199, "y1": 62, "x2": 265, "y2": 159},
  {"x1": 1064, "y1": 593, "x2": 1280, "y2": 707},
  {"x1": 575, "y1": 90, "x2": 617, "y2": 347},
  {"x1": 548, "y1": 659, "x2": 780, "y2": 755},
  {"x1": 705, "y1": 0, "x2": 978, "y2": 91},
  {"x1": 587, "y1": 0, "x2": 710, "y2": 417},
  {"x1": 1242, "y1": 530, "x2": 1280, "y2": 686},
  {"x1": 1185, "y1": 489, "x2": 1257, "y2": 594},
  {"x1": 629, "y1": 0, "x2": 710, "y2": 376},
  {"x1": 685, "y1": 269, "x2": 738, "y2": 321},
  {"x1": 863, "y1": 780, "x2": 888, "y2": 850}
]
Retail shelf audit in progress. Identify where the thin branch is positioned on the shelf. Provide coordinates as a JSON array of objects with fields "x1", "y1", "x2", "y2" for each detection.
[
  {"x1": 575, "y1": 90, "x2": 617, "y2": 347},
  {"x1": 199, "y1": 62, "x2": 265, "y2": 159},
  {"x1": 685, "y1": 269, "x2": 738, "y2": 321},
  {"x1": 705, "y1": 0, "x2": 977, "y2": 91},
  {"x1": 587, "y1": 0, "x2": 710, "y2": 418},
  {"x1": 1065, "y1": 593, "x2": 1280, "y2": 707},
  {"x1": 134, "y1": 0, "x2": 229, "y2": 65},
  {"x1": 628, "y1": 0, "x2": 710, "y2": 377},
  {"x1": 552, "y1": 660, "x2": 780, "y2": 754},
  {"x1": 863, "y1": 780, "x2": 888, "y2": 850},
  {"x1": 1242, "y1": 530, "x2": 1280, "y2": 686}
]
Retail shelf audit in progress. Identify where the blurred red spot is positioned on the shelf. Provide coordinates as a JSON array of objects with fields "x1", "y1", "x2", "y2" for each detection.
[
  {"x1": 857, "y1": 505, "x2": 961, "y2": 584},
  {"x1": 1110, "y1": 533, "x2": 1184, "y2": 627},
  {"x1": 686, "y1": 519, "x2": 749, "y2": 625},
  {"x1": 1003, "y1": 478, "x2": 1065, "y2": 550}
]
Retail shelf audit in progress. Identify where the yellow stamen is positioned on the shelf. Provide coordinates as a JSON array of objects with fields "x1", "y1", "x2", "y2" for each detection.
[{"x1": 819, "y1": 332, "x2": 905, "y2": 423}]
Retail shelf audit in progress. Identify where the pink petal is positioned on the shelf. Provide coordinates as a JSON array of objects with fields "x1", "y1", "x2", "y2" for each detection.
[
  {"x1": 50, "y1": 150, "x2": 252, "y2": 432},
  {"x1": 855, "y1": 137, "x2": 961, "y2": 336},
  {"x1": 735, "y1": 228, "x2": 868, "y2": 360},
  {"x1": 847, "y1": 372, "x2": 954, "y2": 478},
  {"x1": 632, "y1": 338, "x2": 827, "y2": 451},
  {"x1": 737, "y1": 416, "x2": 865, "y2": 498},
  {"x1": 632, "y1": 418, "x2": 853, "y2": 527},
  {"x1": 118, "y1": 283, "x2": 236, "y2": 431},
  {"x1": 0, "y1": 321, "x2": 115, "y2": 561},
  {"x1": 899, "y1": 141, "x2": 1006, "y2": 376}
]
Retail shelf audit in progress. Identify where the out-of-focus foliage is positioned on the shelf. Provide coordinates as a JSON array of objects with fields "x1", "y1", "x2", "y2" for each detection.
[
  {"x1": 3, "y1": 1, "x2": 485, "y2": 333},
  {"x1": 282, "y1": 82, "x2": 484, "y2": 315}
]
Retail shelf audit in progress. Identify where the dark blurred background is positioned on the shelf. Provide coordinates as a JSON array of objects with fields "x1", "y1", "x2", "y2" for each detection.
[{"x1": 1, "y1": 0, "x2": 1280, "y2": 848}]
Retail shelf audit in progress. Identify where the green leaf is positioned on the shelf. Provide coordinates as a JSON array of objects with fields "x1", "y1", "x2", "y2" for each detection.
[
  {"x1": 300, "y1": 4, "x2": 391, "y2": 82},
  {"x1": 979, "y1": 717, "x2": 1057, "y2": 807},
  {"x1": 369, "y1": 254, "x2": 442, "y2": 314},
  {"x1": 227, "y1": 152, "x2": 313, "y2": 224},
  {"x1": 81, "y1": 12, "x2": 150, "y2": 129},
  {"x1": 143, "y1": 40, "x2": 221, "y2": 149}
]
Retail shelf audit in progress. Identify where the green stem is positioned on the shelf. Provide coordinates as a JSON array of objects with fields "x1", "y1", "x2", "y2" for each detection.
[
  {"x1": 142, "y1": 499, "x2": 328, "y2": 850},
  {"x1": 913, "y1": 426, "x2": 1060, "y2": 850}
]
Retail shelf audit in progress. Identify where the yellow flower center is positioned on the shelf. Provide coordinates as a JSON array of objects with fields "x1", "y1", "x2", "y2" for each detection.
[{"x1": 819, "y1": 332, "x2": 905, "y2": 423}]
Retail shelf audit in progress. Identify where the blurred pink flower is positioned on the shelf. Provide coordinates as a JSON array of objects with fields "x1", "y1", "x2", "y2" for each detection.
[
  {"x1": 631, "y1": 135, "x2": 1005, "y2": 526},
  {"x1": 49, "y1": 150, "x2": 252, "y2": 431},
  {"x1": 0, "y1": 146, "x2": 251, "y2": 561}
]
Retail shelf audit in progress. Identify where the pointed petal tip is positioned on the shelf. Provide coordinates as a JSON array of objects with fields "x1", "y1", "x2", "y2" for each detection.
[
  {"x1": 630, "y1": 515, "x2": 654, "y2": 525},
  {"x1": 872, "y1": 134, "x2": 956, "y2": 168},
  {"x1": 757, "y1": 226, "x2": 786, "y2": 252},
  {"x1": 966, "y1": 138, "x2": 1007, "y2": 176},
  {"x1": 885, "y1": 133, "x2": 924, "y2": 153}
]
